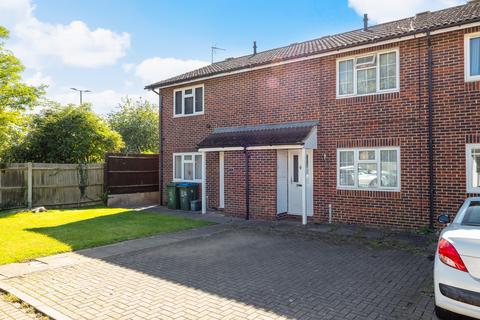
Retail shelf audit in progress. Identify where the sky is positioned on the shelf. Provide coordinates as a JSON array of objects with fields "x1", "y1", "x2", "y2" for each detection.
[{"x1": 0, "y1": 0, "x2": 467, "y2": 114}]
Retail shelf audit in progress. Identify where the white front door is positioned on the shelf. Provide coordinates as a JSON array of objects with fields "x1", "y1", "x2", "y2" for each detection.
[
  {"x1": 284, "y1": 150, "x2": 313, "y2": 216},
  {"x1": 288, "y1": 150, "x2": 304, "y2": 214}
]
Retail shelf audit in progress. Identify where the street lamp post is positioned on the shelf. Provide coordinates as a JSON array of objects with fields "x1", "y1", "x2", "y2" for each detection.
[{"x1": 70, "y1": 88, "x2": 91, "y2": 105}]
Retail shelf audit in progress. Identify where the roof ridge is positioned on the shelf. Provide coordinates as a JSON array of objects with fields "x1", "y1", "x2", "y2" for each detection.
[
  {"x1": 146, "y1": 1, "x2": 480, "y2": 89},
  {"x1": 210, "y1": 7, "x2": 438, "y2": 67}
]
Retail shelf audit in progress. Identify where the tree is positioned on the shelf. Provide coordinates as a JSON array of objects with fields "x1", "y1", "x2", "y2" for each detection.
[
  {"x1": 0, "y1": 26, "x2": 45, "y2": 160},
  {"x1": 5, "y1": 104, "x2": 124, "y2": 163},
  {"x1": 107, "y1": 97, "x2": 159, "y2": 153}
]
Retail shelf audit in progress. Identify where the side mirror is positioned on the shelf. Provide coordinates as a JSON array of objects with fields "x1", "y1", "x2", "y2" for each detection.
[{"x1": 438, "y1": 214, "x2": 450, "y2": 224}]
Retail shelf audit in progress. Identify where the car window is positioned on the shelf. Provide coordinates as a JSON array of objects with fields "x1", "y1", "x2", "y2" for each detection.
[{"x1": 462, "y1": 201, "x2": 480, "y2": 226}]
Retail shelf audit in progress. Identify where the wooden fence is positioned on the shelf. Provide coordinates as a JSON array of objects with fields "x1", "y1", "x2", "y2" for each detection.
[
  {"x1": 0, "y1": 163, "x2": 104, "y2": 210},
  {"x1": 104, "y1": 153, "x2": 159, "y2": 195}
]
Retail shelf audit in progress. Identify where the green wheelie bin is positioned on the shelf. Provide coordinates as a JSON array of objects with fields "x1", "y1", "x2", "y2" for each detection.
[
  {"x1": 177, "y1": 183, "x2": 199, "y2": 210},
  {"x1": 167, "y1": 182, "x2": 180, "y2": 209}
]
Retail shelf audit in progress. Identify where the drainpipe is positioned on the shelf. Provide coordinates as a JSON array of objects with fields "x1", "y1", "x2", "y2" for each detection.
[
  {"x1": 427, "y1": 32, "x2": 435, "y2": 230},
  {"x1": 244, "y1": 147, "x2": 250, "y2": 220},
  {"x1": 152, "y1": 89, "x2": 164, "y2": 206}
]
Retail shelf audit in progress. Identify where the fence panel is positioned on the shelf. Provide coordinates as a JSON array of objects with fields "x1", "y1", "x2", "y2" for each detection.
[
  {"x1": 104, "y1": 154, "x2": 159, "y2": 195},
  {"x1": 0, "y1": 164, "x2": 28, "y2": 209},
  {"x1": 0, "y1": 163, "x2": 103, "y2": 210}
]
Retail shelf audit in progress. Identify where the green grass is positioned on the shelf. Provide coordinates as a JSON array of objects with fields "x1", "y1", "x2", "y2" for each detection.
[{"x1": 0, "y1": 207, "x2": 213, "y2": 265}]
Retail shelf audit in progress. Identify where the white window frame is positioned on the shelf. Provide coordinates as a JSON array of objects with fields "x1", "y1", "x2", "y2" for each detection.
[
  {"x1": 336, "y1": 147, "x2": 401, "y2": 192},
  {"x1": 173, "y1": 152, "x2": 203, "y2": 183},
  {"x1": 173, "y1": 84, "x2": 204, "y2": 117},
  {"x1": 466, "y1": 144, "x2": 480, "y2": 193},
  {"x1": 336, "y1": 48, "x2": 400, "y2": 98},
  {"x1": 464, "y1": 32, "x2": 480, "y2": 82}
]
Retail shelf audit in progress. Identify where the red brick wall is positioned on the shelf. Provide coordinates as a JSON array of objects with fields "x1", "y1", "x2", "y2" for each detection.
[
  {"x1": 430, "y1": 27, "x2": 480, "y2": 219},
  {"x1": 222, "y1": 150, "x2": 277, "y2": 220},
  {"x1": 224, "y1": 151, "x2": 246, "y2": 216},
  {"x1": 206, "y1": 152, "x2": 219, "y2": 209},
  {"x1": 248, "y1": 150, "x2": 277, "y2": 220},
  {"x1": 159, "y1": 26, "x2": 480, "y2": 230}
]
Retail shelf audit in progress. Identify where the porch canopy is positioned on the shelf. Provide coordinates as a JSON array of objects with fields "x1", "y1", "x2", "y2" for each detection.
[
  {"x1": 197, "y1": 120, "x2": 318, "y2": 151},
  {"x1": 197, "y1": 120, "x2": 318, "y2": 225}
]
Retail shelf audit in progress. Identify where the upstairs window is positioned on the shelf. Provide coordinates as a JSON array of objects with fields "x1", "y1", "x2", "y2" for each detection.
[
  {"x1": 465, "y1": 33, "x2": 480, "y2": 82},
  {"x1": 337, "y1": 49, "x2": 399, "y2": 97},
  {"x1": 174, "y1": 85, "x2": 204, "y2": 117}
]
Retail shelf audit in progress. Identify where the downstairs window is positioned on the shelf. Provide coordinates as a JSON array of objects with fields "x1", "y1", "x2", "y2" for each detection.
[
  {"x1": 466, "y1": 144, "x2": 480, "y2": 193},
  {"x1": 173, "y1": 153, "x2": 203, "y2": 182},
  {"x1": 337, "y1": 147, "x2": 400, "y2": 191}
]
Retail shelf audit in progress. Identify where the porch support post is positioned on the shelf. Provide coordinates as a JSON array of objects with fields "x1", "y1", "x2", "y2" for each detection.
[
  {"x1": 219, "y1": 151, "x2": 225, "y2": 209},
  {"x1": 301, "y1": 148, "x2": 307, "y2": 225},
  {"x1": 201, "y1": 151, "x2": 207, "y2": 214}
]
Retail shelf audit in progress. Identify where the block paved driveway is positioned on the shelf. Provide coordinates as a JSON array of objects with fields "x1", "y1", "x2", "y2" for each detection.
[
  {"x1": 1, "y1": 226, "x2": 438, "y2": 320},
  {"x1": 0, "y1": 295, "x2": 38, "y2": 320}
]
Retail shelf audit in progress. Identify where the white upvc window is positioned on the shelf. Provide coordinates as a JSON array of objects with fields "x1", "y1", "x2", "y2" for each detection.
[
  {"x1": 465, "y1": 32, "x2": 480, "y2": 82},
  {"x1": 337, "y1": 147, "x2": 401, "y2": 191},
  {"x1": 336, "y1": 49, "x2": 399, "y2": 98},
  {"x1": 173, "y1": 153, "x2": 203, "y2": 182},
  {"x1": 173, "y1": 84, "x2": 204, "y2": 117},
  {"x1": 466, "y1": 144, "x2": 480, "y2": 193}
]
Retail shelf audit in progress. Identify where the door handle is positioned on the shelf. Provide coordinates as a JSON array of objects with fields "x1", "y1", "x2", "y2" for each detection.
[{"x1": 297, "y1": 184, "x2": 302, "y2": 187}]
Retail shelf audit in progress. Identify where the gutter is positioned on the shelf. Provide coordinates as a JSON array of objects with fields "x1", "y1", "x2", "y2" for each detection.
[{"x1": 427, "y1": 32, "x2": 435, "y2": 229}]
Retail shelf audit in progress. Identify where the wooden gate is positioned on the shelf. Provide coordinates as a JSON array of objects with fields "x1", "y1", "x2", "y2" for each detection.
[{"x1": 104, "y1": 153, "x2": 159, "y2": 195}]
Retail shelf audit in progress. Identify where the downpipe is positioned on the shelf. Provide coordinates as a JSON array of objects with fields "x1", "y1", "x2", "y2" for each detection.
[
  {"x1": 244, "y1": 147, "x2": 250, "y2": 220},
  {"x1": 427, "y1": 32, "x2": 435, "y2": 230}
]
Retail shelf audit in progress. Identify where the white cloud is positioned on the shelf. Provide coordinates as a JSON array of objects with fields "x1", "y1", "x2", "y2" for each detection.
[
  {"x1": 0, "y1": 0, "x2": 147, "y2": 115},
  {"x1": 122, "y1": 63, "x2": 134, "y2": 72},
  {"x1": 24, "y1": 71, "x2": 54, "y2": 87},
  {"x1": 0, "y1": 0, "x2": 130, "y2": 69},
  {"x1": 348, "y1": 0, "x2": 466, "y2": 23},
  {"x1": 134, "y1": 57, "x2": 209, "y2": 84},
  {"x1": 0, "y1": 0, "x2": 33, "y2": 28}
]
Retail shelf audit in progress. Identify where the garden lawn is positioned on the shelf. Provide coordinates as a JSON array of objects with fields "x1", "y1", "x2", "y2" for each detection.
[{"x1": 0, "y1": 207, "x2": 213, "y2": 265}]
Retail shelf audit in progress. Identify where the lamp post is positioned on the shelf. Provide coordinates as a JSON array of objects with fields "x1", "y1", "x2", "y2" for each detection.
[{"x1": 70, "y1": 88, "x2": 91, "y2": 105}]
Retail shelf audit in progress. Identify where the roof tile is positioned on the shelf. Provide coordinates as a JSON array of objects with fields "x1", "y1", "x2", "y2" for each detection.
[{"x1": 146, "y1": 1, "x2": 480, "y2": 89}]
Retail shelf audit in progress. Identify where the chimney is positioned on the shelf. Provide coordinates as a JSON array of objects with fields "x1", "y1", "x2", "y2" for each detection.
[
  {"x1": 253, "y1": 41, "x2": 257, "y2": 55},
  {"x1": 363, "y1": 14, "x2": 368, "y2": 31}
]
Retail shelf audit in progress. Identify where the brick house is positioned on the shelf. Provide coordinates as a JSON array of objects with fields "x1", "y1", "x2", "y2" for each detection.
[{"x1": 146, "y1": 1, "x2": 480, "y2": 230}]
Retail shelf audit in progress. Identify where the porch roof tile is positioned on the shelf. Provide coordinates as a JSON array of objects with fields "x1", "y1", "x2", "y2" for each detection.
[{"x1": 197, "y1": 120, "x2": 318, "y2": 149}]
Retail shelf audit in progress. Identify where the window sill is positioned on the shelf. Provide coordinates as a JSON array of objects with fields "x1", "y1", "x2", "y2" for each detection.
[
  {"x1": 337, "y1": 186, "x2": 400, "y2": 192},
  {"x1": 466, "y1": 189, "x2": 480, "y2": 194},
  {"x1": 336, "y1": 188, "x2": 401, "y2": 199},
  {"x1": 173, "y1": 179, "x2": 202, "y2": 183},
  {"x1": 465, "y1": 75, "x2": 480, "y2": 83},
  {"x1": 336, "y1": 89, "x2": 399, "y2": 100},
  {"x1": 335, "y1": 91, "x2": 400, "y2": 105},
  {"x1": 173, "y1": 112, "x2": 204, "y2": 118}
]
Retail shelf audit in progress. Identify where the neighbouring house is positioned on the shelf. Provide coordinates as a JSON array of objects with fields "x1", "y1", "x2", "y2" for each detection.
[{"x1": 146, "y1": 1, "x2": 480, "y2": 230}]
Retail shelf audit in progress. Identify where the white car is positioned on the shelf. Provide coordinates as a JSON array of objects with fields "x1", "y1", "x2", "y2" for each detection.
[{"x1": 434, "y1": 197, "x2": 480, "y2": 319}]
